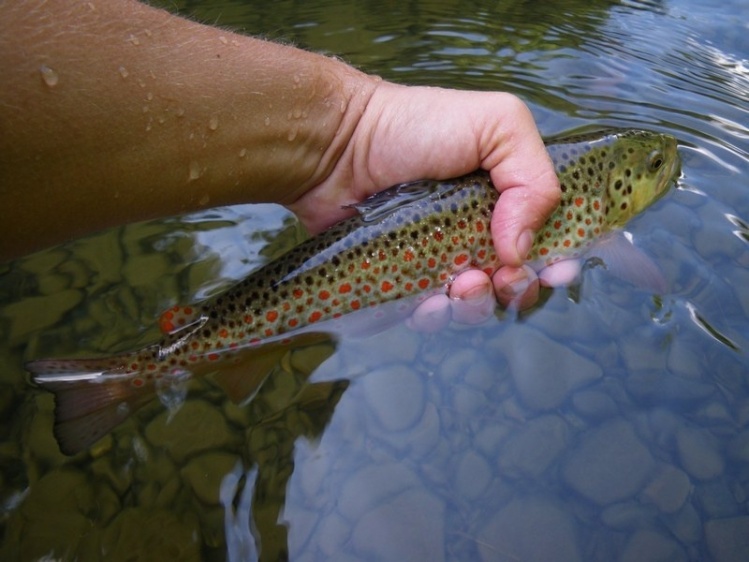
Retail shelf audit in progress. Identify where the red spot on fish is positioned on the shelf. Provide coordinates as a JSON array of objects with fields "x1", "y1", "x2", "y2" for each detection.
[
  {"x1": 554, "y1": 220, "x2": 562, "y2": 230},
  {"x1": 476, "y1": 221, "x2": 485, "y2": 233},
  {"x1": 381, "y1": 281, "x2": 394, "y2": 293},
  {"x1": 427, "y1": 257, "x2": 437, "y2": 268},
  {"x1": 404, "y1": 250, "x2": 415, "y2": 262},
  {"x1": 133, "y1": 378, "x2": 144, "y2": 387},
  {"x1": 363, "y1": 285, "x2": 372, "y2": 293},
  {"x1": 405, "y1": 282, "x2": 414, "y2": 291},
  {"x1": 131, "y1": 363, "x2": 139, "y2": 371},
  {"x1": 539, "y1": 247, "x2": 549, "y2": 256},
  {"x1": 208, "y1": 353, "x2": 220, "y2": 361},
  {"x1": 159, "y1": 310, "x2": 175, "y2": 333},
  {"x1": 361, "y1": 261, "x2": 370, "y2": 270},
  {"x1": 418, "y1": 278, "x2": 430, "y2": 290},
  {"x1": 339, "y1": 282, "x2": 352, "y2": 294},
  {"x1": 477, "y1": 249, "x2": 487, "y2": 260},
  {"x1": 458, "y1": 220, "x2": 467, "y2": 229},
  {"x1": 351, "y1": 300, "x2": 361, "y2": 310},
  {"x1": 593, "y1": 200, "x2": 601, "y2": 211},
  {"x1": 191, "y1": 341, "x2": 200, "y2": 350},
  {"x1": 288, "y1": 318, "x2": 298, "y2": 328},
  {"x1": 282, "y1": 302, "x2": 291, "y2": 312},
  {"x1": 577, "y1": 228, "x2": 585, "y2": 238},
  {"x1": 567, "y1": 211, "x2": 574, "y2": 220},
  {"x1": 563, "y1": 239, "x2": 572, "y2": 248},
  {"x1": 219, "y1": 328, "x2": 229, "y2": 338},
  {"x1": 452, "y1": 236, "x2": 460, "y2": 245},
  {"x1": 434, "y1": 231, "x2": 444, "y2": 242},
  {"x1": 264, "y1": 328, "x2": 273, "y2": 337},
  {"x1": 309, "y1": 310, "x2": 322, "y2": 323},
  {"x1": 293, "y1": 288, "x2": 304, "y2": 299},
  {"x1": 147, "y1": 364, "x2": 156, "y2": 371},
  {"x1": 266, "y1": 310, "x2": 279, "y2": 322},
  {"x1": 378, "y1": 250, "x2": 387, "y2": 261},
  {"x1": 243, "y1": 314, "x2": 253, "y2": 324},
  {"x1": 229, "y1": 342, "x2": 238, "y2": 349},
  {"x1": 454, "y1": 253, "x2": 469, "y2": 266},
  {"x1": 575, "y1": 197, "x2": 584, "y2": 207},
  {"x1": 319, "y1": 290, "x2": 330, "y2": 300}
]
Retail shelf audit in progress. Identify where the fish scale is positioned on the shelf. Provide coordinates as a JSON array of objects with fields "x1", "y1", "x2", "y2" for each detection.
[{"x1": 26, "y1": 128, "x2": 680, "y2": 454}]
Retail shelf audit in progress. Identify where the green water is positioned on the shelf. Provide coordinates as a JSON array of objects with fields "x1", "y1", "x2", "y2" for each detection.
[{"x1": 1, "y1": 0, "x2": 748, "y2": 560}]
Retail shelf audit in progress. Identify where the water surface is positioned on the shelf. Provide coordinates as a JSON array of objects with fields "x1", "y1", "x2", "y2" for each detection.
[{"x1": 1, "y1": 0, "x2": 748, "y2": 560}]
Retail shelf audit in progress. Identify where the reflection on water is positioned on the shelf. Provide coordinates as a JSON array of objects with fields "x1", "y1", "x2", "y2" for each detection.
[{"x1": 1, "y1": 0, "x2": 749, "y2": 560}]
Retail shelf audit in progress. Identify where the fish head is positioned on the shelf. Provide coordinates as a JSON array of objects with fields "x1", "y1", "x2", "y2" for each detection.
[{"x1": 603, "y1": 130, "x2": 680, "y2": 227}]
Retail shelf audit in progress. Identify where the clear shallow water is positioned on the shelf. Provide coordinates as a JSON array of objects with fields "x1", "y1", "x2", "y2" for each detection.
[{"x1": 1, "y1": 0, "x2": 748, "y2": 560}]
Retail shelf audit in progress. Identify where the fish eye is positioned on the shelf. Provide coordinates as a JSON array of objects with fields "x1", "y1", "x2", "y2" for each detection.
[{"x1": 648, "y1": 151, "x2": 665, "y2": 172}]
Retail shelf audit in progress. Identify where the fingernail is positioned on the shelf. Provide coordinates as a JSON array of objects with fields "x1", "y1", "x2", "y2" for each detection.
[
  {"x1": 497, "y1": 269, "x2": 530, "y2": 299},
  {"x1": 460, "y1": 279, "x2": 493, "y2": 302},
  {"x1": 516, "y1": 230, "x2": 533, "y2": 261}
]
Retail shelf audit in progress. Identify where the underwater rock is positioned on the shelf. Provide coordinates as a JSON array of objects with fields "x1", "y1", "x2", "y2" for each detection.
[
  {"x1": 705, "y1": 516, "x2": 749, "y2": 562},
  {"x1": 502, "y1": 325, "x2": 602, "y2": 411},
  {"x1": 561, "y1": 419, "x2": 655, "y2": 506},
  {"x1": 181, "y1": 452, "x2": 241, "y2": 505},
  {"x1": 145, "y1": 399, "x2": 236, "y2": 462},
  {"x1": 351, "y1": 487, "x2": 445, "y2": 562},
  {"x1": 571, "y1": 388, "x2": 620, "y2": 420},
  {"x1": 338, "y1": 462, "x2": 421, "y2": 521},
  {"x1": 497, "y1": 414, "x2": 569, "y2": 479},
  {"x1": 453, "y1": 450, "x2": 492, "y2": 500},
  {"x1": 675, "y1": 426, "x2": 724, "y2": 481},
  {"x1": 100, "y1": 507, "x2": 201, "y2": 562},
  {"x1": 620, "y1": 529, "x2": 686, "y2": 562},
  {"x1": 361, "y1": 363, "x2": 425, "y2": 433},
  {"x1": 477, "y1": 496, "x2": 580, "y2": 562},
  {"x1": 641, "y1": 463, "x2": 692, "y2": 514}
]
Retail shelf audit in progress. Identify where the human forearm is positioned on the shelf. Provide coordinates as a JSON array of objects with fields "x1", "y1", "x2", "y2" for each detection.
[{"x1": 0, "y1": 0, "x2": 377, "y2": 260}]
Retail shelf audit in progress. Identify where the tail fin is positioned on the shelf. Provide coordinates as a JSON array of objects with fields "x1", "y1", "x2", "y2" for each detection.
[{"x1": 26, "y1": 356, "x2": 156, "y2": 455}]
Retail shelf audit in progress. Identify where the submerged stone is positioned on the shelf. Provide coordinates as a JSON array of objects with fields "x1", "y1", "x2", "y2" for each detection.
[
  {"x1": 561, "y1": 419, "x2": 655, "y2": 506},
  {"x1": 705, "y1": 516, "x2": 749, "y2": 562},
  {"x1": 502, "y1": 325, "x2": 602, "y2": 411},
  {"x1": 477, "y1": 496, "x2": 580, "y2": 562},
  {"x1": 497, "y1": 415, "x2": 569, "y2": 479}
]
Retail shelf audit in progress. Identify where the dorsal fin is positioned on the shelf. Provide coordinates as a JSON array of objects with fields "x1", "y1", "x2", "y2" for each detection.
[{"x1": 346, "y1": 179, "x2": 442, "y2": 222}]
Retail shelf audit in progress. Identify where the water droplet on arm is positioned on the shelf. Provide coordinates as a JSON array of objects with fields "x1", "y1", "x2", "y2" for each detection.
[
  {"x1": 118, "y1": 66, "x2": 129, "y2": 79},
  {"x1": 127, "y1": 34, "x2": 140, "y2": 46},
  {"x1": 208, "y1": 115, "x2": 219, "y2": 131},
  {"x1": 188, "y1": 161, "x2": 203, "y2": 182},
  {"x1": 39, "y1": 65, "x2": 59, "y2": 87}
]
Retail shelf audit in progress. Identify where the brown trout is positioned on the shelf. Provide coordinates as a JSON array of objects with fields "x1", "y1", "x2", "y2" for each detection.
[{"x1": 27, "y1": 129, "x2": 680, "y2": 454}]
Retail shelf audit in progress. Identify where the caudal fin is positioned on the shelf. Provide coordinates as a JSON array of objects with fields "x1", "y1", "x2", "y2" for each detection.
[{"x1": 26, "y1": 356, "x2": 155, "y2": 455}]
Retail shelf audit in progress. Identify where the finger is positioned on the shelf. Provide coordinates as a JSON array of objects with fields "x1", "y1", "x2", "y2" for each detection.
[
  {"x1": 482, "y1": 96, "x2": 561, "y2": 267},
  {"x1": 447, "y1": 269, "x2": 496, "y2": 325},
  {"x1": 407, "y1": 294, "x2": 452, "y2": 333},
  {"x1": 537, "y1": 259, "x2": 582, "y2": 287},
  {"x1": 493, "y1": 265, "x2": 540, "y2": 310}
]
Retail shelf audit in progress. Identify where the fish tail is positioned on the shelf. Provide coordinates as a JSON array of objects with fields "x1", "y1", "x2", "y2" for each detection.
[{"x1": 26, "y1": 356, "x2": 155, "y2": 455}]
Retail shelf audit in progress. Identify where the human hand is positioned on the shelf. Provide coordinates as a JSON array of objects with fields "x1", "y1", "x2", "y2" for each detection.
[{"x1": 290, "y1": 82, "x2": 560, "y2": 330}]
